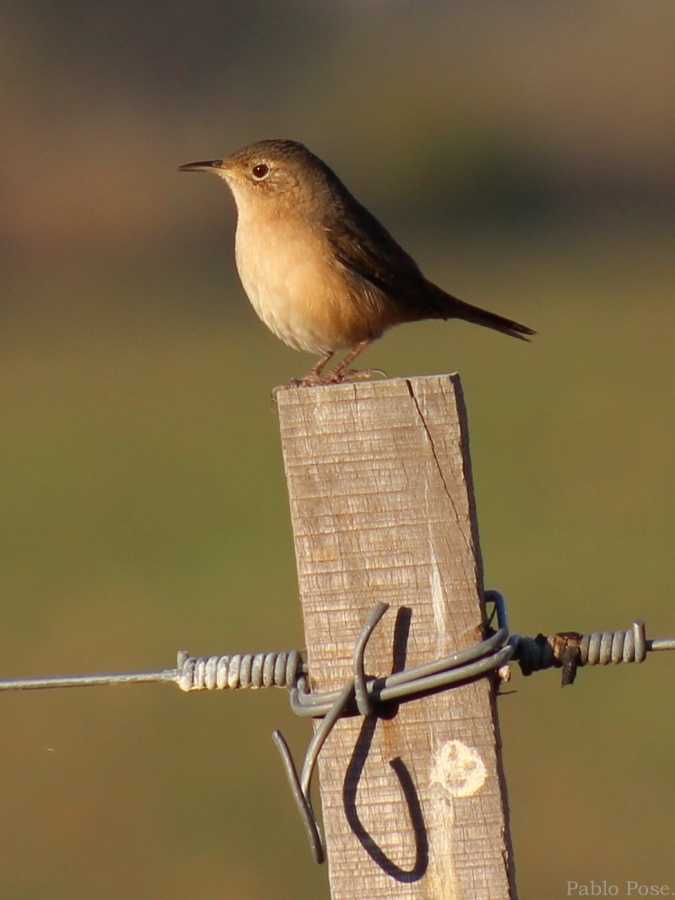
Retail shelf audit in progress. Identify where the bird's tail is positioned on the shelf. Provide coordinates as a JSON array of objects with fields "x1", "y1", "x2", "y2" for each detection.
[
  {"x1": 453, "y1": 298, "x2": 536, "y2": 341},
  {"x1": 426, "y1": 282, "x2": 536, "y2": 341}
]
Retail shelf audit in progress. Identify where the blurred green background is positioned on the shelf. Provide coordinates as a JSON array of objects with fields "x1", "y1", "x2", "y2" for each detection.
[{"x1": 1, "y1": 1, "x2": 674, "y2": 897}]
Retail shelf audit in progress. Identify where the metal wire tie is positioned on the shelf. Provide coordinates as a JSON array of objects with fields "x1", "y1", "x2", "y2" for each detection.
[{"x1": 273, "y1": 590, "x2": 515, "y2": 864}]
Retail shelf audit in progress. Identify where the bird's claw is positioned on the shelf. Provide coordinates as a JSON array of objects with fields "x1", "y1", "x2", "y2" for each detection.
[
  {"x1": 274, "y1": 367, "x2": 387, "y2": 395},
  {"x1": 330, "y1": 367, "x2": 388, "y2": 384}
]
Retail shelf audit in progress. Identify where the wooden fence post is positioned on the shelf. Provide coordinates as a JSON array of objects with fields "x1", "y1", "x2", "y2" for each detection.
[{"x1": 276, "y1": 374, "x2": 515, "y2": 900}]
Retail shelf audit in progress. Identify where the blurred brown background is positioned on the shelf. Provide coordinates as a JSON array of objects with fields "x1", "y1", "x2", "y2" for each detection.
[{"x1": 1, "y1": 2, "x2": 674, "y2": 897}]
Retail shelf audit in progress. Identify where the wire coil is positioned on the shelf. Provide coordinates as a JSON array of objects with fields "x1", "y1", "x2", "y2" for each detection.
[
  {"x1": 582, "y1": 625, "x2": 647, "y2": 665},
  {"x1": 176, "y1": 649, "x2": 304, "y2": 692}
]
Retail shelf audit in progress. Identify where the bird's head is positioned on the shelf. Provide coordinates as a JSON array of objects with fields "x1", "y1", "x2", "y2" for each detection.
[{"x1": 179, "y1": 139, "x2": 343, "y2": 216}]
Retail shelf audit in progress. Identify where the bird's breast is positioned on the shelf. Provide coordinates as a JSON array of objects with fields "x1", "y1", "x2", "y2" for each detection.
[{"x1": 233, "y1": 214, "x2": 387, "y2": 354}]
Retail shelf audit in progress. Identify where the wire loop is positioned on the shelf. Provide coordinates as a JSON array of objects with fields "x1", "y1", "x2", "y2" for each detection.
[{"x1": 273, "y1": 591, "x2": 512, "y2": 863}]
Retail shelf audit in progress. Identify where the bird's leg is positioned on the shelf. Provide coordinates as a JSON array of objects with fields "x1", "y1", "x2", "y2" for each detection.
[
  {"x1": 326, "y1": 340, "x2": 380, "y2": 383},
  {"x1": 275, "y1": 342, "x2": 381, "y2": 395},
  {"x1": 305, "y1": 351, "x2": 335, "y2": 382}
]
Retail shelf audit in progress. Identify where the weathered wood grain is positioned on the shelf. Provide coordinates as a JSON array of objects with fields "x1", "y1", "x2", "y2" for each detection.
[{"x1": 277, "y1": 374, "x2": 515, "y2": 899}]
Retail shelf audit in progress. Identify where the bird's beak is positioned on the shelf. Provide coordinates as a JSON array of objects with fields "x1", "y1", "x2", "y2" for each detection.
[{"x1": 178, "y1": 159, "x2": 226, "y2": 174}]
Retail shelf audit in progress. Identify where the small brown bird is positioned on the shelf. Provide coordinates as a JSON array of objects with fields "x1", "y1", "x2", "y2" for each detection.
[{"x1": 179, "y1": 139, "x2": 534, "y2": 384}]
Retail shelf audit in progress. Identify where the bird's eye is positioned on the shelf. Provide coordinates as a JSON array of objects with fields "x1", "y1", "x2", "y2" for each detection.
[{"x1": 251, "y1": 163, "x2": 270, "y2": 180}]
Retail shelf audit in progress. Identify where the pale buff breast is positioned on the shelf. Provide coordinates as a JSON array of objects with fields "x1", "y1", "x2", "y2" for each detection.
[{"x1": 234, "y1": 214, "x2": 387, "y2": 354}]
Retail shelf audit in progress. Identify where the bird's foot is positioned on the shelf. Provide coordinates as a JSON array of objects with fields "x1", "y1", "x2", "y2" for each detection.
[
  {"x1": 272, "y1": 367, "x2": 388, "y2": 400},
  {"x1": 271, "y1": 373, "x2": 326, "y2": 401},
  {"x1": 325, "y1": 366, "x2": 388, "y2": 384},
  {"x1": 277, "y1": 373, "x2": 327, "y2": 390}
]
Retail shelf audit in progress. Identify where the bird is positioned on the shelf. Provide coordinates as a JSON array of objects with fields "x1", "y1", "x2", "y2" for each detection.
[{"x1": 179, "y1": 139, "x2": 535, "y2": 385}]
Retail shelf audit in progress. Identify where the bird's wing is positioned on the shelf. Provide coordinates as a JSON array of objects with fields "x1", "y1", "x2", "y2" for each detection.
[
  {"x1": 324, "y1": 193, "x2": 535, "y2": 340},
  {"x1": 324, "y1": 199, "x2": 451, "y2": 317}
]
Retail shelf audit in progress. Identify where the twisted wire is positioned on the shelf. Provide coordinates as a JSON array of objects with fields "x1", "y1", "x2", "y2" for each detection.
[{"x1": 512, "y1": 620, "x2": 647, "y2": 677}]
